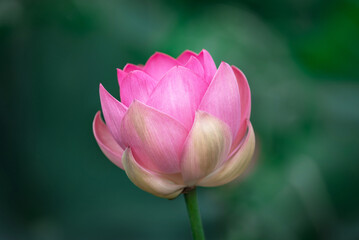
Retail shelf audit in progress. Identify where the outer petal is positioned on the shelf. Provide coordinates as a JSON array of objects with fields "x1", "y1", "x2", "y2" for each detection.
[
  {"x1": 184, "y1": 56, "x2": 204, "y2": 78},
  {"x1": 181, "y1": 111, "x2": 232, "y2": 186},
  {"x1": 177, "y1": 50, "x2": 198, "y2": 64},
  {"x1": 147, "y1": 66, "x2": 208, "y2": 130},
  {"x1": 198, "y1": 62, "x2": 241, "y2": 138},
  {"x1": 198, "y1": 121, "x2": 255, "y2": 187},
  {"x1": 123, "y1": 63, "x2": 142, "y2": 73},
  {"x1": 99, "y1": 84, "x2": 128, "y2": 147},
  {"x1": 231, "y1": 66, "x2": 252, "y2": 149},
  {"x1": 120, "y1": 101, "x2": 188, "y2": 174},
  {"x1": 117, "y1": 68, "x2": 127, "y2": 86},
  {"x1": 197, "y1": 49, "x2": 217, "y2": 83},
  {"x1": 143, "y1": 52, "x2": 179, "y2": 81},
  {"x1": 122, "y1": 148, "x2": 184, "y2": 199},
  {"x1": 120, "y1": 70, "x2": 157, "y2": 106},
  {"x1": 93, "y1": 112, "x2": 124, "y2": 169}
]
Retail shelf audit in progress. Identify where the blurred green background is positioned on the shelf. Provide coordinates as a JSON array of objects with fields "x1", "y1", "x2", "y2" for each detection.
[{"x1": 1, "y1": 0, "x2": 359, "y2": 239}]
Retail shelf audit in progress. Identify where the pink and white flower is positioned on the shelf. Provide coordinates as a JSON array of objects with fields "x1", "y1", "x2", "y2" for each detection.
[{"x1": 93, "y1": 49, "x2": 255, "y2": 199}]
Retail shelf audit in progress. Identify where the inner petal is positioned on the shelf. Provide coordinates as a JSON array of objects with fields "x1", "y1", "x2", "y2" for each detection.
[{"x1": 146, "y1": 66, "x2": 208, "y2": 130}]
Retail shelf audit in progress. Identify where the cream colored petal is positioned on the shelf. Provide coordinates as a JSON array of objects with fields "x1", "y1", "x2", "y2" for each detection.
[
  {"x1": 198, "y1": 121, "x2": 255, "y2": 187},
  {"x1": 181, "y1": 111, "x2": 232, "y2": 186},
  {"x1": 122, "y1": 148, "x2": 185, "y2": 199}
]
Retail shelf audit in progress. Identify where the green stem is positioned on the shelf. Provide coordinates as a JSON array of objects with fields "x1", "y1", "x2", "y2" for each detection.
[{"x1": 184, "y1": 188, "x2": 205, "y2": 240}]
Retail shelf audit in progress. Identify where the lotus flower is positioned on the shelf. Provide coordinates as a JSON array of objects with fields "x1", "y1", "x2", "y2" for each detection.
[{"x1": 93, "y1": 49, "x2": 255, "y2": 199}]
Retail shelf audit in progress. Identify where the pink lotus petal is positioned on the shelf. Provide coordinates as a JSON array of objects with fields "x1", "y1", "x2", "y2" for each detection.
[
  {"x1": 117, "y1": 68, "x2": 127, "y2": 86},
  {"x1": 120, "y1": 70, "x2": 157, "y2": 106},
  {"x1": 144, "y1": 52, "x2": 179, "y2": 81},
  {"x1": 184, "y1": 56, "x2": 204, "y2": 78},
  {"x1": 99, "y1": 84, "x2": 128, "y2": 147},
  {"x1": 147, "y1": 66, "x2": 208, "y2": 130},
  {"x1": 122, "y1": 148, "x2": 185, "y2": 199},
  {"x1": 198, "y1": 121, "x2": 255, "y2": 187},
  {"x1": 120, "y1": 101, "x2": 189, "y2": 174},
  {"x1": 230, "y1": 66, "x2": 252, "y2": 152},
  {"x1": 123, "y1": 63, "x2": 142, "y2": 73},
  {"x1": 180, "y1": 111, "x2": 232, "y2": 186},
  {"x1": 93, "y1": 112, "x2": 124, "y2": 169},
  {"x1": 177, "y1": 50, "x2": 198, "y2": 64},
  {"x1": 198, "y1": 62, "x2": 241, "y2": 138},
  {"x1": 197, "y1": 49, "x2": 217, "y2": 83}
]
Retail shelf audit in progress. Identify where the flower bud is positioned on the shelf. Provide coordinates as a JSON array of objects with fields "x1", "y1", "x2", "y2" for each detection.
[{"x1": 93, "y1": 50, "x2": 255, "y2": 198}]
